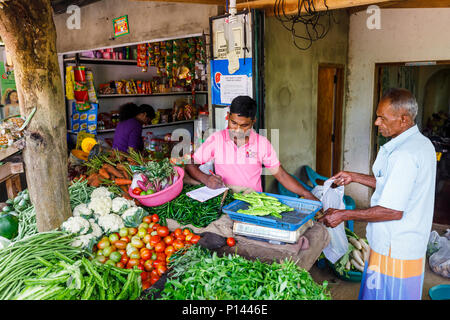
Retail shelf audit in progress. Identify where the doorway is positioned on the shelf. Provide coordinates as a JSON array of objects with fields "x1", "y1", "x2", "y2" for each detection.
[
  {"x1": 316, "y1": 64, "x2": 344, "y2": 178},
  {"x1": 373, "y1": 61, "x2": 450, "y2": 225}
]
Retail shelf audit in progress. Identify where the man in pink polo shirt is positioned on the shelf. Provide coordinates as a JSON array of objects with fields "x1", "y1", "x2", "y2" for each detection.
[{"x1": 186, "y1": 96, "x2": 317, "y2": 200}]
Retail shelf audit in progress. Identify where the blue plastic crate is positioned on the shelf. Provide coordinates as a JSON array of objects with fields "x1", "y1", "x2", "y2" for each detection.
[{"x1": 222, "y1": 192, "x2": 322, "y2": 231}]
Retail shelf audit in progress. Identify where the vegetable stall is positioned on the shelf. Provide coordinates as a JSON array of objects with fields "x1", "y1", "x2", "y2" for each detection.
[{"x1": 0, "y1": 148, "x2": 335, "y2": 300}]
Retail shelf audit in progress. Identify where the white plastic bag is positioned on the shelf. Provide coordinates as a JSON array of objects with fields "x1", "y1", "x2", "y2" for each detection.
[
  {"x1": 312, "y1": 179, "x2": 348, "y2": 264},
  {"x1": 428, "y1": 230, "x2": 450, "y2": 278}
]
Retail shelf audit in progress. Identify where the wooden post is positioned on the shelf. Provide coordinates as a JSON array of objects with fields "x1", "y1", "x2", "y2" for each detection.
[{"x1": 0, "y1": 0, "x2": 72, "y2": 231}]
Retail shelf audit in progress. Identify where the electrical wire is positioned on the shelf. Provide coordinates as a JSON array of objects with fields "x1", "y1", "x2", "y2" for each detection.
[{"x1": 273, "y1": 0, "x2": 338, "y2": 50}]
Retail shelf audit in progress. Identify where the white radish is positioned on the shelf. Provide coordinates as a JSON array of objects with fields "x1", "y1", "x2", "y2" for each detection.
[
  {"x1": 348, "y1": 237, "x2": 362, "y2": 250},
  {"x1": 362, "y1": 248, "x2": 370, "y2": 262},
  {"x1": 359, "y1": 238, "x2": 369, "y2": 251},
  {"x1": 351, "y1": 259, "x2": 365, "y2": 272},
  {"x1": 345, "y1": 261, "x2": 351, "y2": 270},
  {"x1": 352, "y1": 249, "x2": 364, "y2": 266}
]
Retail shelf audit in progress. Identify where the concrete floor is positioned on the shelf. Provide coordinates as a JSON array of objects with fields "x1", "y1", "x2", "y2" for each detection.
[{"x1": 308, "y1": 221, "x2": 450, "y2": 300}]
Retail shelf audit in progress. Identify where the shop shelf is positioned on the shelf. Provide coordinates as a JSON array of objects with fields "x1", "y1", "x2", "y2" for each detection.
[
  {"x1": 63, "y1": 56, "x2": 138, "y2": 66},
  {"x1": 67, "y1": 119, "x2": 195, "y2": 135},
  {"x1": 96, "y1": 92, "x2": 207, "y2": 98}
]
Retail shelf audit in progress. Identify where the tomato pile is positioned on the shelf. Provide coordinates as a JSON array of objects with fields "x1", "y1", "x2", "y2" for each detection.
[{"x1": 92, "y1": 213, "x2": 201, "y2": 290}]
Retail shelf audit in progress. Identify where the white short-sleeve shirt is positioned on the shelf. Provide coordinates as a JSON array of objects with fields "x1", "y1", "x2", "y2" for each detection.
[{"x1": 367, "y1": 125, "x2": 436, "y2": 260}]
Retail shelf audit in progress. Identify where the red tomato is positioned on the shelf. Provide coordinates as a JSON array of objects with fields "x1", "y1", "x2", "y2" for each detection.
[
  {"x1": 144, "y1": 259, "x2": 154, "y2": 272},
  {"x1": 113, "y1": 240, "x2": 127, "y2": 250},
  {"x1": 126, "y1": 258, "x2": 140, "y2": 269},
  {"x1": 156, "y1": 252, "x2": 166, "y2": 261},
  {"x1": 183, "y1": 228, "x2": 192, "y2": 236},
  {"x1": 117, "y1": 249, "x2": 126, "y2": 256},
  {"x1": 157, "y1": 226, "x2": 170, "y2": 238},
  {"x1": 151, "y1": 214, "x2": 159, "y2": 223},
  {"x1": 137, "y1": 264, "x2": 145, "y2": 271},
  {"x1": 142, "y1": 279, "x2": 152, "y2": 290},
  {"x1": 163, "y1": 235, "x2": 174, "y2": 245},
  {"x1": 143, "y1": 216, "x2": 152, "y2": 224},
  {"x1": 156, "y1": 264, "x2": 167, "y2": 276},
  {"x1": 154, "y1": 242, "x2": 166, "y2": 253},
  {"x1": 173, "y1": 240, "x2": 184, "y2": 251},
  {"x1": 141, "y1": 271, "x2": 150, "y2": 281},
  {"x1": 150, "y1": 275, "x2": 160, "y2": 285},
  {"x1": 176, "y1": 234, "x2": 186, "y2": 242},
  {"x1": 115, "y1": 262, "x2": 125, "y2": 268},
  {"x1": 132, "y1": 187, "x2": 142, "y2": 196},
  {"x1": 120, "y1": 253, "x2": 129, "y2": 265},
  {"x1": 152, "y1": 260, "x2": 165, "y2": 269},
  {"x1": 128, "y1": 228, "x2": 138, "y2": 236},
  {"x1": 227, "y1": 237, "x2": 236, "y2": 247},
  {"x1": 185, "y1": 234, "x2": 193, "y2": 242},
  {"x1": 151, "y1": 223, "x2": 160, "y2": 231},
  {"x1": 120, "y1": 236, "x2": 130, "y2": 243},
  {"x1": 141, "y1": 248, "x2": 152, "y2": 261},
  {"x1": 174, "y1": 228, "x2": 183, "y2": 238},
  {"x1": 165, "y1": 245, "x2": 175, "y2": 257},
  {"x1": 190, "y1": 235, "x2": 201, "y2": 244},
  {"x1": 149, "y1": 235, "x2": 161, "y2": 247},
  {"x1": 150, "y1": 269, "x2": 159, "y2": 278}
]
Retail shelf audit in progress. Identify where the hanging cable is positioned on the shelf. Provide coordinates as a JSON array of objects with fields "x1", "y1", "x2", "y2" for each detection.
[{"x1": 273, "y1": 0, "x2": 338, "y2": 50}]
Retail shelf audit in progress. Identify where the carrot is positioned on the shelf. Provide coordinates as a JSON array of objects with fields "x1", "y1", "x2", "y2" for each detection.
[
  {"x1": 115, "y1": 178, "x2": 133, "y2": 186},
  {"x1": 102, "y1": 163, "x2": 124, "y2": 179},
  {"x1": 98, "y1": 168, "x2": 110, "y2": 180},
  {"x1": 87, "y1": 173, "x2": 101, "y2": 187},
  {"x1": 116, "y1": 163, "x2": 131, "y2": 179}
]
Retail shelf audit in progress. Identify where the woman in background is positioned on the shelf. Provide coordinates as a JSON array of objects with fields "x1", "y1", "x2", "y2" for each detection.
[
  {"x1": 3, "y1": 89, "x2": 20, "y2": 118},
  {"x1": 112, "y1": 103, "x2": 155, "y2": 153}
]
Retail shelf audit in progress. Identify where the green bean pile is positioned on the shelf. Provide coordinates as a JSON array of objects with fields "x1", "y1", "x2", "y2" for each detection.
[
  {"x1": 68, "y1": 179, "x2": 95, "y2": 210},
  {"x1": 0, "y1": 231, "x2": 85, "y2": 300},
  {"x1": 14, "y1": 206, "x2": 38, "y2": 242},
  {"x1": 151, "y1": 185, "x2": 234, "y2": 228},
  {"x1": 158, "y1": 245, "x2": 331, "y2": 300}
]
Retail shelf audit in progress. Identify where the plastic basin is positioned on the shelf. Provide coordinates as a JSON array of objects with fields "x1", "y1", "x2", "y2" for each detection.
[
  {"x1": 129, "y1": 166, "x2": 184, "y2": 207},
  {"x1": 429, "y1": 284, "x2": 450, "y2": 300},
  {"x1": 328, "y1": 260, "x2": 363, "y2": 282}
]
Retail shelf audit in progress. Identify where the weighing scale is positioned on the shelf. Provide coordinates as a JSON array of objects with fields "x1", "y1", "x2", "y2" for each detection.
[{"x1": 232, "y1": 219, "x2": 314, "y2": 244}]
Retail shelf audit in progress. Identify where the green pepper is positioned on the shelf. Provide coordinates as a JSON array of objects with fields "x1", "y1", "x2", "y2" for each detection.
[{"x1": 0, "y1": 212, "x2": 19, "y2": 240}]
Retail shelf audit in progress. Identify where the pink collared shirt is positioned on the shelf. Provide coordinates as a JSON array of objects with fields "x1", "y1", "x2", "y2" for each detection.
[{"x1": 192, "y1": 129, "x2": 280, "y2": 192}]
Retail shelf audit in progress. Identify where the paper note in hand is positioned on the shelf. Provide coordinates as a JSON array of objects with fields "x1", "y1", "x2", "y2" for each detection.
[{"x1": 186, "y1": 186, "x2": 229, "y2": 203}]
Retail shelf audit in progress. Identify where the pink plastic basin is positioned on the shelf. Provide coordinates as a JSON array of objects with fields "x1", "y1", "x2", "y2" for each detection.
[{"x1": 129, "y1": 166, "x2": 185, "y2": 207}]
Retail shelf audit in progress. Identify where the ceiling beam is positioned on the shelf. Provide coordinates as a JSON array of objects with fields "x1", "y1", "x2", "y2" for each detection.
[
  {"x1": 237, "y1": 0, "x2": 406, "y2": 15},
  {"x1": 130, "y1": 0, "x2": 226, "y2": 5}
]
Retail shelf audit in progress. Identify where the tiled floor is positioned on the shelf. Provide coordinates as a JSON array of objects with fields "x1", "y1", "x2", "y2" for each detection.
[{"x1": 309, "y1": 221, "x2": 450, "y2": 300}]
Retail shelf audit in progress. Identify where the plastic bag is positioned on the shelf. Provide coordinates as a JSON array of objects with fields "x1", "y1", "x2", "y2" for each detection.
[
  {"x1": 312, "y1": 179, "x2": 348, "y2": 264},
  {"x1": 428, "y1": 230, "x2": 450, "y2": 278}
]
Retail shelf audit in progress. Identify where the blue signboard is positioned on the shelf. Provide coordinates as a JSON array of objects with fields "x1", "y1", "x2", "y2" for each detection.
[{"x1": 210, "y1": 57, "x2": 253, "y2": 106}]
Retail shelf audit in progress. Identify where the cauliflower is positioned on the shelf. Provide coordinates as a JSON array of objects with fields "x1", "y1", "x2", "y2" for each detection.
[
  {"x1": 72, "y1": 203, "x2": 93, "y2": 219},
  {"x1": 71, "y1": 233, "x2": 97, "y2": 251},
  {"x1": 121, "y1": 207, "x2": 146, "y2": 228},
  {"x1": 112, "y1": 197, "x2": 134, "y2": 214},
  {"x1": 90, "y1": 187, "x2": 112, "y2": 200},
  {"x1": 88, "y1": 196, "x2": 112, "y2": 216},
  {"x1": 97, "y1": 214, "x2": 124, "y2": 233},
  {"x1": 88, "y1": 219, "x2": 103, "y2": 239},
  {"x1": 61, "y1": 216, "x2": 90, "y2": 235}
]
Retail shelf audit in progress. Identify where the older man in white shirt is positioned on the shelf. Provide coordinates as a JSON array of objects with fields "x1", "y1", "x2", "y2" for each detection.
[{"x1": 319, "y1": 88, "x2": 436, "y2": 300}]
